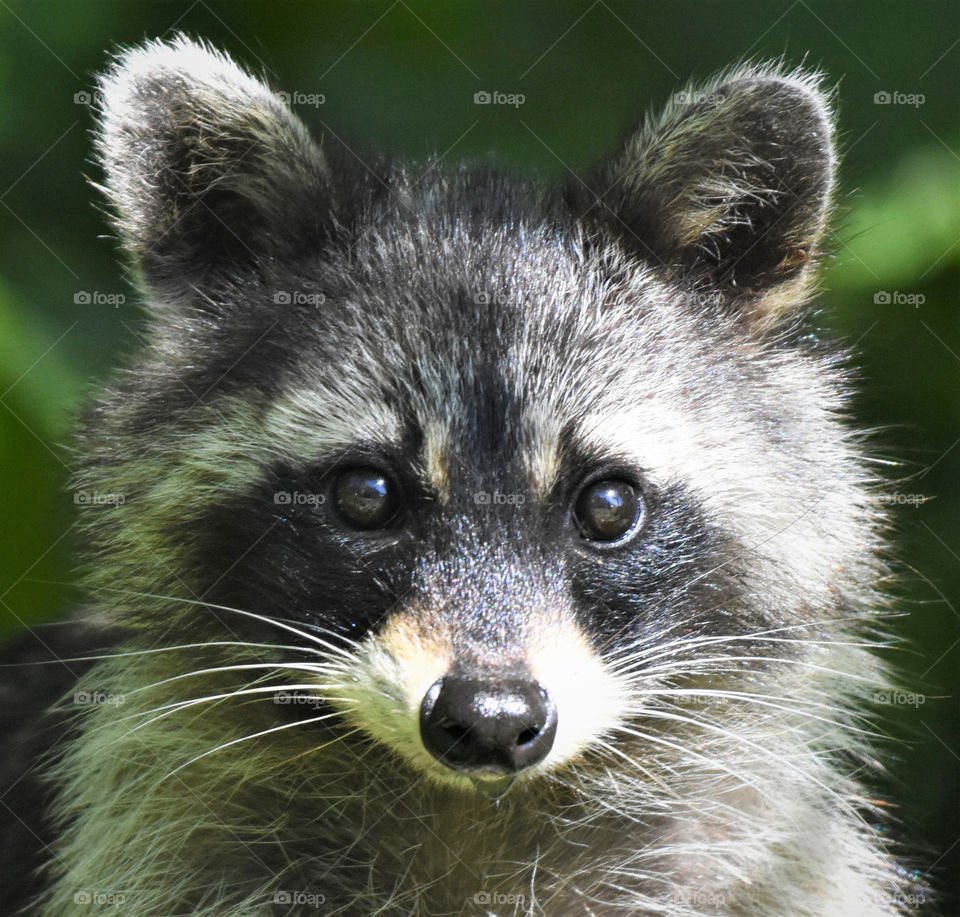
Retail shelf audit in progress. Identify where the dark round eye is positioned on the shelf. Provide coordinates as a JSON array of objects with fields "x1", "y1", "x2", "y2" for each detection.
[
  {"x1": 332, "y1": 466, "x2": 401, "y2": 531},
  {"x1": 573, "y1": 478, "x2": 644, "y2": 543}
]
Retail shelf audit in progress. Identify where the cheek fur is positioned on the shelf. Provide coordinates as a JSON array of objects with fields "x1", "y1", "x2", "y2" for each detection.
[{"x1": 331, "y1": 608, "x2": 455, "y2": 779}]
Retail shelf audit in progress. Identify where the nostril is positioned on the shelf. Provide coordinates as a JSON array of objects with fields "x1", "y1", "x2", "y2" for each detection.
[
  {"x1": 419, "y1": 675, "x2": 557, "y2": 776},
  {"x1": 436, "y1": 719, "x2": 470, "y2": 743},
  {"x1": 516, "y1": 726, "x2": 540, "y2": 747}
]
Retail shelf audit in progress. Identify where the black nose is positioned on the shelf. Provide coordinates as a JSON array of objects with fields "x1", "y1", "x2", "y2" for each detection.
[{"x1": 419, "y1": 676, "x2": 557, "y2": 775}]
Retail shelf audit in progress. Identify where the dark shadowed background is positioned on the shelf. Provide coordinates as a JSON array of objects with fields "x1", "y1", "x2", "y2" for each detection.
[{"x1": 0, "y1": 1, "x2": 957, "y2": 909}]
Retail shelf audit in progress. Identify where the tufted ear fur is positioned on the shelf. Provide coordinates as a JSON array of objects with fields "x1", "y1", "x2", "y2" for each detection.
[
  {"x1": 575, "y1": 64, "x2": 837, "y2": 316},
  {"x1": 95, "y1": 35, "x2": 332, "y2": 300}
]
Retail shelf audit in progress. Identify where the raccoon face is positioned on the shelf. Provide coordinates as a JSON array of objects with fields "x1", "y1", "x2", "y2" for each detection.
[{"x1": 86, "y1": 38, "x2": 873, "y2": 791}]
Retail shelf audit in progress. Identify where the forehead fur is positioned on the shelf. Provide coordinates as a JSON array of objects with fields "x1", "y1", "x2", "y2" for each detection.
[
  {"x1": 82, "y1": 195, "x2": 863, "y2": 534},
  {"x1": 255, "y1": 208, "x2": 874, "y2": 596}
]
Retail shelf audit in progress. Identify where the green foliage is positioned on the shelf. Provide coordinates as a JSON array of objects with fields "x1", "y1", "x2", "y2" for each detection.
[{"x1": 0, "y1": 282, "x2": 80, "y2": 639}]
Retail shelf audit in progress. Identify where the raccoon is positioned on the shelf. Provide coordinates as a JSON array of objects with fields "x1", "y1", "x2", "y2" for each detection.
[{"x1": 0, "y1": 34, "x2": 926, "y2": 917}]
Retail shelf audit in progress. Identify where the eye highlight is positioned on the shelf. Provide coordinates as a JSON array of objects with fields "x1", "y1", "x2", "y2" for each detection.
[
  {"x1": 573, "y1": 478, "x2": 645, "y2": 544},
  {"x1": 332, "y1": 466, "x2": 401, "y2": 531}
]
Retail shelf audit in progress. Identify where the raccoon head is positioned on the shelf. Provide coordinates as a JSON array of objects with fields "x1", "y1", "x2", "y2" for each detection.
[{"x1": 84, "y1": 37, "x2": 876, "y2": 793}]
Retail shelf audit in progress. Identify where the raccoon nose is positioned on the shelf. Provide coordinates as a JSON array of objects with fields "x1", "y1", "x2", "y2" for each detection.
[{"x1": 419, "y1": 676, "x2": 557, "y2": 775}]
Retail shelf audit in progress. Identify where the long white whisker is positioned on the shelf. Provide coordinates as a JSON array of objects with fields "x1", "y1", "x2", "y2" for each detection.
[
  {"x1": 614, "y1": 652, "x2": 877, "y2": 683},
  {"x1": 85, "y1": 584, "x2": 358, "y2": 660},
  {"x1": 1, "y1": 640, "x2": 324, "y2": 668},
  {"x1": 108, "y1": 660, "x2": 353, "y2": 699},
  {"x1": 629, "y1": 688, "x2": 878, "y2": 736},
  {"x1": 597, "y1": 728, "x2": 780, "y2": 812},
  {"x1": 132, "y1": 683, "x2": 358, "y2": 732},
  {"x1": 615, "y1": 709, "x2": 858, "y2": 813},
  {"x1": 161, "y1": 713, "x2": 355, "y2": 783},
  {"x1": 604, "y1": 617, "x2": 890, "y2": 668}
]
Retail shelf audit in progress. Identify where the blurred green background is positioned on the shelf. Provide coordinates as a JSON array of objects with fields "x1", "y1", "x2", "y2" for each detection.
[{"x1": 0, "y1": 0, "x2": 957, "y2": 908}]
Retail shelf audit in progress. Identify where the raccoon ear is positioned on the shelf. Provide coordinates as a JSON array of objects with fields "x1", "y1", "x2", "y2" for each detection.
[
  {"x1": 94, "y1": 35, "x2": 330, "y2": 299},
  {"x1": 583, "y1": 65, "x2": 836, "y2": 314}
]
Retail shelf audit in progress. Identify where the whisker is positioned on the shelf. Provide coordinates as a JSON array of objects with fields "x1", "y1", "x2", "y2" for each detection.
[
  {"x1": 161, "y1": 714, "x2": 358, "y2": 783},
  {"x1": 597, "y1": 728, "x2": 780, "y2": 810},
  {"x1": 0, "y1": 640, "x2": 323, "y2": 667},
  {"x1": 132, "y1": 683, "x2": 358, "y2": 732},
  {"x1": 612, "y1": 710, "x2": 861, "y2": 814},
  {"x1": 626, "y1": 688, "x2": 879, "y2": 737},
  {"x1": 604, "y1": 615, "x2": 892, "y2": 669},
  {"x1": 84, "y1": 583, "x2": 359, "y2": 660},
  {"x1": 614, "y1": 652, "x2": 878, "y2": 684}
]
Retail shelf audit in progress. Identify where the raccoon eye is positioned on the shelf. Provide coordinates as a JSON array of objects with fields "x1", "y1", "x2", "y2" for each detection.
[
  {"x1": 332, "y1": 466, "x2": 401, "y2": 531},
  {"x1": 573, "y1": 478, "x2": 644, "y2": 544}
]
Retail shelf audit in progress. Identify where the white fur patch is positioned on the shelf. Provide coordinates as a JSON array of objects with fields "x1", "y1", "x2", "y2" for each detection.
[
  {"x1": 527, "y1": 617, "x2": 627, "y2": 771},
  {"x1": 262, "y1": 385, "x2": 403, "y2": 465}
]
